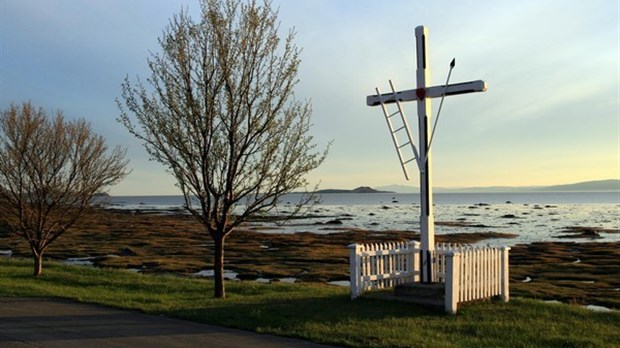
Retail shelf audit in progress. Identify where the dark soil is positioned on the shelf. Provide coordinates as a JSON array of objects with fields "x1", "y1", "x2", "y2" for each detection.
[
  {"x1": 555, "y1": 226, "x2": 619, "y2": 240},
  {"x1": 509, "y1": 242, "x2": 620, "y2": 308}
]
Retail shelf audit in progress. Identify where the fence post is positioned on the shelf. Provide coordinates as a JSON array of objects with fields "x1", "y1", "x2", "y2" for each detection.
[
  {"x1": 445, "y1": 251, "x2": 461, "y2": 314},
  {"x1": 500, "y1": 246, "x2": 510, "y2": 302},
  {"x1": 348, "y1": 243, "x2": 362, "y2": 299},
  {"x1": 408, "y1": 241, "x2": 420, "y2": 282}
]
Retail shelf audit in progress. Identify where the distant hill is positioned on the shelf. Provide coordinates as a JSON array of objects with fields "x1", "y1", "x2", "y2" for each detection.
[
  {"x1": 317, "y1": 186, "x2": 394, "y2": 194},
  {"x1": 376, "y1": 179, "x2": 620, "y2": 193},
  {"x1": 538, "y1": 179, "x2": 620, "y2": 192},
  {"x1": 376, "y1": 184, "x2": 419, "y2": 193}
]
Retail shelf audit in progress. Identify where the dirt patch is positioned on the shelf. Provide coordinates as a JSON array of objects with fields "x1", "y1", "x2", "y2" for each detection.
[
  {"x1": 0, "y1": 209, "x2": 512, "y2": 281},
  {"x1": 555, "y1": 226, "x2": 619, "y2": 240},
  {"x1": 510, "y1": 242, "x2": 620, "y2": 308}
]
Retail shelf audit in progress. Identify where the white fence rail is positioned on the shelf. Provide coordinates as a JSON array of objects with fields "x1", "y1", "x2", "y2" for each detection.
[{"x1": 348, "y1": 241, "x2": 510, "y2": 313}]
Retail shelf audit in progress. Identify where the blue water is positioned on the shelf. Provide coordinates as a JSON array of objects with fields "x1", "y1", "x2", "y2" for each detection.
[
  {"x1": 106, "y1": 191, "x2": 619, "y2": 208},
  {"x1": 291, "y1": 191, "x2": 620, "y2": 205},
  {"x1": 102, "y1": 192, "x2": 620, "y2": 246}
]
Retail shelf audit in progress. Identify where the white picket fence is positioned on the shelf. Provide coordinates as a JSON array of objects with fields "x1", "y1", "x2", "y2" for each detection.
[
  {"x1": 348, "y1": 241, "x2": 510, "y2": 313},
  {"x1": 348, "y1": 241, "x2": 420, "y2": 298}
]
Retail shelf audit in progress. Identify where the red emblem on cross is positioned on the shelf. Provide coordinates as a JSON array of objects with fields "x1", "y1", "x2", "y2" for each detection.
[{"x1": 416, "y1": 88, "x2": 426, "y2": 100}]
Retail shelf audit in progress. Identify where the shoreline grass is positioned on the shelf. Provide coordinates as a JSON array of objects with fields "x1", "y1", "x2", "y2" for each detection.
[{"x1": 1, "y1": 258, "x2": 618, "y2": 347}]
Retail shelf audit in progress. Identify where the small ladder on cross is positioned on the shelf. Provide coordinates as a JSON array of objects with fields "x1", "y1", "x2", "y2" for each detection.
[{"x1": 375, "y1": 80, "x2": 420, "y2": 181}]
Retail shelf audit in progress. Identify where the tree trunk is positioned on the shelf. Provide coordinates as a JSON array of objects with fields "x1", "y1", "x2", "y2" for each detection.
[
  {"x1": 213, "y1": 235, "x2": 226, "y2": 298},
  {"x1": 33, "y1": 252, "x2": 43, "y2": 277}
]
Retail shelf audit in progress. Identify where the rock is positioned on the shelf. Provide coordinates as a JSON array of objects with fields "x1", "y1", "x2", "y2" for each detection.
[
  {"x1": 325, "y1": 219, "x2": 343, "y2": 225},
  {"x1": 119, "y1": 247, "x2": 137, "y2": 256},
  {"x1": 500, "y1": 214, "x2": 518, "y2": 219},
  {"x1": 470, "y1": 224, "x2": 491, "y2": 228}
]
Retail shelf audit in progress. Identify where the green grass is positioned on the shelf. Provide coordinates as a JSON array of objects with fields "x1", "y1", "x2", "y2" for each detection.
[{"x1": 1, "y1": 258, "x2": 618, "y2": 347}]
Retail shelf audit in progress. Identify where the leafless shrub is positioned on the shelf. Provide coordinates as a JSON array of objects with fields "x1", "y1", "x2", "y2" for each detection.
[{"x1": 0, "y1": 102, "x2": 129, "y2": 276}]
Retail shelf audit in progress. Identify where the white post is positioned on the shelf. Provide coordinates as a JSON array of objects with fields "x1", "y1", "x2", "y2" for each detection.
[
  {"x1": 500, "y1": 246, "x2": 510, "y2": 302},
  {"x1": 445, "y1": 251, "x2": 461, "y2": 314},
  {"x1": 348, "y1": 243, "x2": 362, "y2": 299},
  {"x1": 415, "y1": 25, "x2": 435, "y2": 283},
  {"x1": 408, "y1": 240, "x2": 421, "y2": 282}
]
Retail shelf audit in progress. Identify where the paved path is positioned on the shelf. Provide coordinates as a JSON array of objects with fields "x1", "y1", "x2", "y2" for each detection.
[{"x1": 0, "y1": 297, "x2": 337, "y2": 347}]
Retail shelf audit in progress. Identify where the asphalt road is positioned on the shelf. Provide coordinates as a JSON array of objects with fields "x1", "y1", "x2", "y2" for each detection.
[{"x1": 0, "y1": 297, "x2": 337, "y2": 347}]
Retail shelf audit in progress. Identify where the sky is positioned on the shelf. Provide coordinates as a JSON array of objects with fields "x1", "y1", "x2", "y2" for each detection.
[{"x1": 1, "y1": 0, "x2": 618, "y2": 195}]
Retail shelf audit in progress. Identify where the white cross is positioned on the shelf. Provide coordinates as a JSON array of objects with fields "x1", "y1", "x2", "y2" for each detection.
[{"x1": 366, "y1": 26, "x2": 487, "y2": 283}]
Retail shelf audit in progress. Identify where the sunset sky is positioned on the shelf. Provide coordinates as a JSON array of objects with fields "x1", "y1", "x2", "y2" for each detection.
[{"x1": 1, "y1": 0, "x2": 618, "y2": 195}]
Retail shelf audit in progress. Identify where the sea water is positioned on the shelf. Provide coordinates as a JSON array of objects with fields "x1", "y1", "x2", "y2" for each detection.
[{"x1": 104, "y1": 192, "x2": 620, "y2": 246}]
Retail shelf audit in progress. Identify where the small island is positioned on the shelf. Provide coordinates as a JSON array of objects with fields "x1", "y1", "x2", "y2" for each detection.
[{"x1": 316, "y1": 186, "x2": 394, "y2": 194}]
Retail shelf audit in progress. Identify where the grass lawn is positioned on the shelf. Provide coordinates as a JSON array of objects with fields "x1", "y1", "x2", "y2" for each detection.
[{"x1": 1, "y1": 258, "x2": 618, "y2": 347}]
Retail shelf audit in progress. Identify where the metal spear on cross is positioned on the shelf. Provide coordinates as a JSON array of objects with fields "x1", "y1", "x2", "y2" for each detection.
[{"x1": 366, "y1": 25, "x2": 487, "y2": 283}]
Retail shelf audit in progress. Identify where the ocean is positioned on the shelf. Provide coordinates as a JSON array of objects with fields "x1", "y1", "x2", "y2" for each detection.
[{"x1": 104, "y1": 191, "x2": 620, "y2": 246}]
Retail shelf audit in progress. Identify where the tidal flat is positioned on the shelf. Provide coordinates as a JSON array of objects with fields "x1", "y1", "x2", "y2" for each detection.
[{"x1": 0, "y1": 209, "x2": 618, "y2": 308}]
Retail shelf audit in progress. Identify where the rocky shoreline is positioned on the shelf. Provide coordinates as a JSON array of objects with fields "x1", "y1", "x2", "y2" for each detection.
[{"x1": 0, "y1": 209, "x2": 617, "y2": 308}]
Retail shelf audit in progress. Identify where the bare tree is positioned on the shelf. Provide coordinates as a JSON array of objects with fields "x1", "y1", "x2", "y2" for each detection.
[
  {"x1": 118, "y1": 0, "x2": 328, "y2": 298},
  {"x1": 0, "y1": 102, "x2": 129, "y2": 276}
]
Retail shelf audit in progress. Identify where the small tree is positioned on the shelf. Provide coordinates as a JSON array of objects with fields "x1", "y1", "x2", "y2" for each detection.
[
  {"x1": 0, "y1": 102, "x2": 129, "y2": 276},
  {"x1": 118, "y1": 0, "x2": 328, "y2": 298}
]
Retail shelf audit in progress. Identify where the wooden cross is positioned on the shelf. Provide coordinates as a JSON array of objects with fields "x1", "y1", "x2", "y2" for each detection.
[{"x1": 366, "y1": 26, "x2": 487, "y2": 283}]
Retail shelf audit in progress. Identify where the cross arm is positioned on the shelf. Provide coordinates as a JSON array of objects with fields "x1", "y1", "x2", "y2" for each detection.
[{"x1": 366, "y1": 80, "x2": 487, "y2": 106}]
